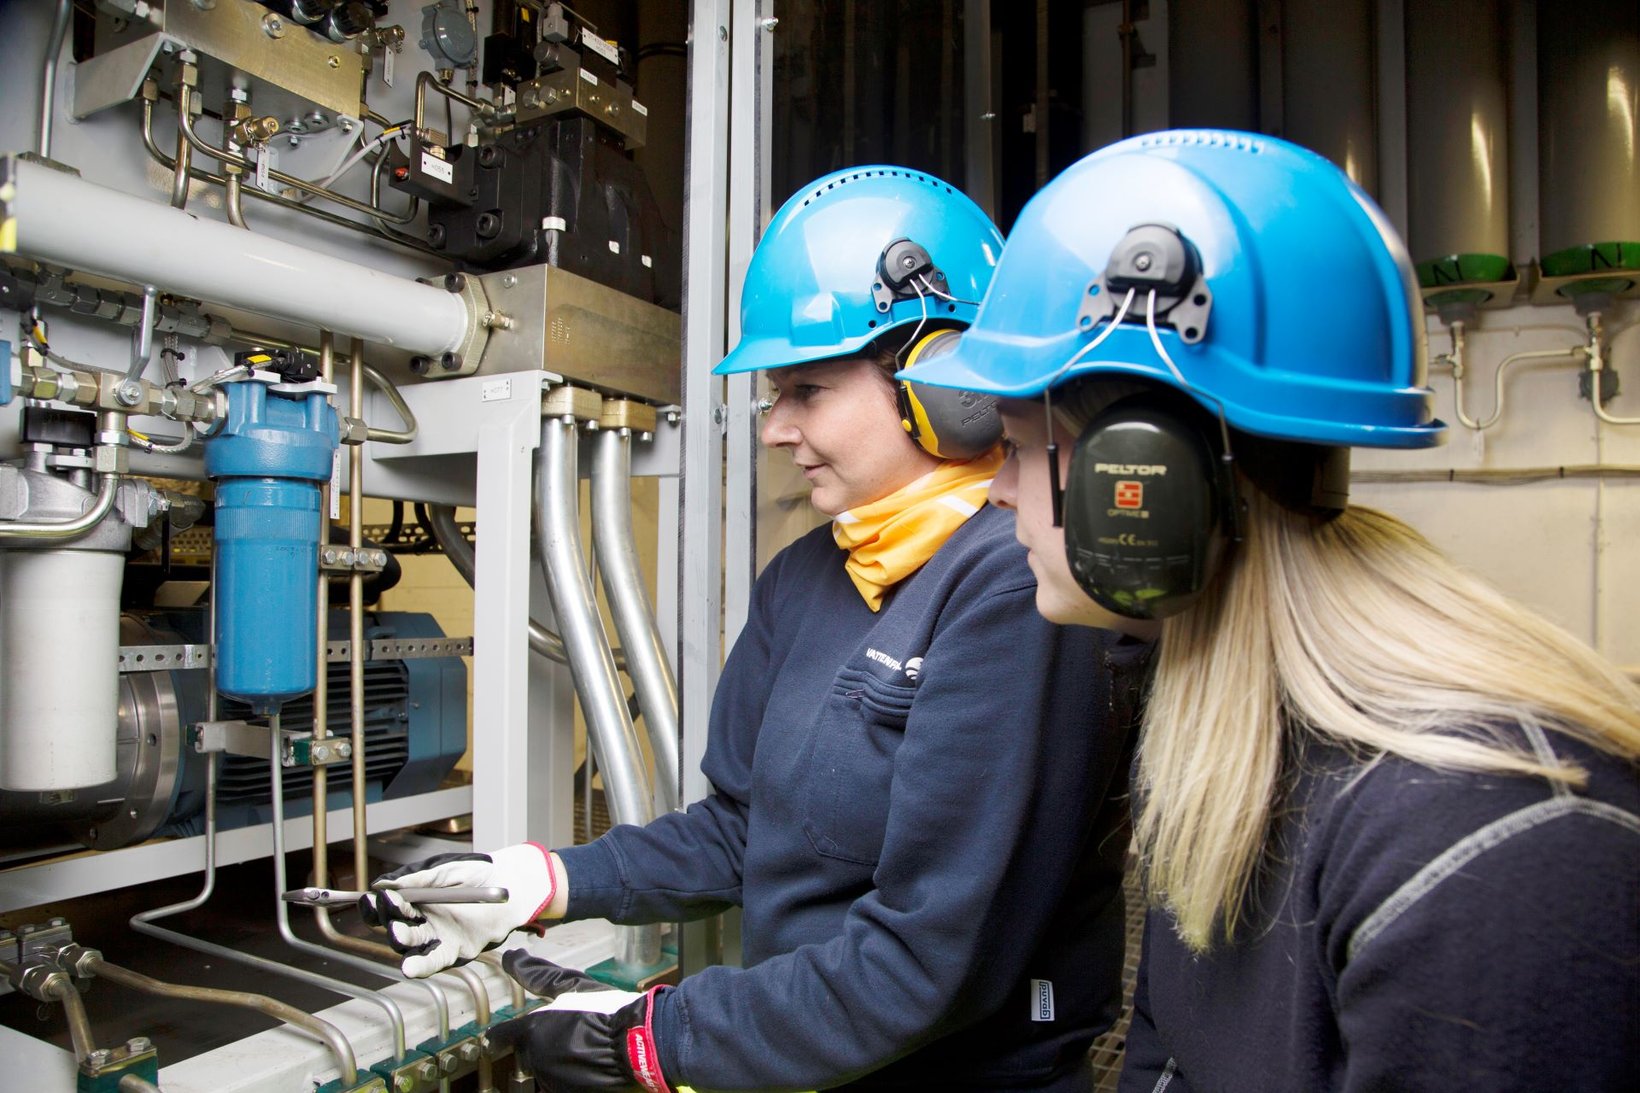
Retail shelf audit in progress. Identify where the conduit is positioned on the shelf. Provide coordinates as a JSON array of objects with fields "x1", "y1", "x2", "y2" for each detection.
[
  {"x1": 591, "y1": 428, "x2": 680, "y2": 812},
  {"x1": 423, "y1": 503, "x2": 570, "y2": 665},
  {"x1": 2, "y1": 155, "x2": 469, "y2": 356}
]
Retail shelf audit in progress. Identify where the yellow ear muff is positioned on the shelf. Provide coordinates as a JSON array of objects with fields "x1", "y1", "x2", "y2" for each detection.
[{"x1": 896, "y1": 329, "x2": 1002, "y2": 460}]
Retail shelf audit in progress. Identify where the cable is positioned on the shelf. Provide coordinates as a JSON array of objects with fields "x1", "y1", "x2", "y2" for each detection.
[
  {"x1": 917, "y1": 273, "x2": 980, "y2": 307},
  {"x1": 1145, "y1": 289, "x2": 1234, "y2": 458}
]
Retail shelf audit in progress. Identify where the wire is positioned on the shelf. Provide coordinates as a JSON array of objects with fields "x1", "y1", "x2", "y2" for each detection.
[
  {"x1": 895, "y1": 278, "x2": 933, "y2": 366},
  {"x1": 1145, "y1": 289, "x2": 1235, "y2": 459},
  {"x1": 917, "y1": 274, "x2": 980, "y2": 307},
  {"x1": 1040, "y1": 287, "x2": 1137, "y2": 391}
]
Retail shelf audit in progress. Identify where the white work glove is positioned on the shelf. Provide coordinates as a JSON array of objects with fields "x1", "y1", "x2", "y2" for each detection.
[{"x1": 358, "y1": 843, "x2": 558, "y2": 978}]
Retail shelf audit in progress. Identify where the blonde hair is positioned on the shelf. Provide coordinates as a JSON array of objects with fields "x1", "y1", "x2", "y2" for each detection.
[{"x1": 1137, "y1": 485, "x2": 1640, "y2": 951}]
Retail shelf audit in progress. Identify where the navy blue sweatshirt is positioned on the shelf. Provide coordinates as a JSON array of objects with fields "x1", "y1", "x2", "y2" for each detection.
[
  {"x1": 1119, "y1": 725, "x2": 1640, "y2": 1092},
  {"x1": 557, "y1": 505, "x2": 1149, "y2": 1091}
]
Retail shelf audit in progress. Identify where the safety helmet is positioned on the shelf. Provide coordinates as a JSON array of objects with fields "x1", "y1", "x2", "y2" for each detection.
[
  {"x1": 713, "y1": 166, "x2": 1005, "y2": 376},
  {"x1": 899, "y1": 130, "x2": 1445, "y2": 449}
]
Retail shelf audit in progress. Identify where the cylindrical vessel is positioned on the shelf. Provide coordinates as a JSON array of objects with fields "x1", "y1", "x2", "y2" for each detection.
[
  {"x1": 1538, "y1": 0, "x2": 1640, "y2": 274},
  {"x1": 0, "y1": 550, "x2": 123, "y2": 789},
  {"x1": 2, "y1": 155, "x2": 469, "y2": 355},
  {"x1": 1283, "y1": 0, "x2": 1377, "y2": 196},
  {"x1": 205, "y1": 382, "x2": 338, "y2": 711},
  {"x1": 1405, "y1": 0, "x2": 1512, "y2": 284}
]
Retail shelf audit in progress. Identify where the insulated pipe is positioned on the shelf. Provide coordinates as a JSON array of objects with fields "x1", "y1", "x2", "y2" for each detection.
[
  {"x1": 533, "y1": 418, "x2": 653, "y2": 830},
  {"x1": 2, "y1": 156, "x2": 469, "y2": 356},
  {"x1": 424, "y1": 503, "x2": 570, "y2": 664},
  {"x1": 38, "y1": 0, "x2": 70, "y2": 160},
  {"x1": 591, "y1": 428, "x2": 680, "y2": 813},
  {"x1": 70, "y1": 951, "x2": 358, "y2": 1086}
]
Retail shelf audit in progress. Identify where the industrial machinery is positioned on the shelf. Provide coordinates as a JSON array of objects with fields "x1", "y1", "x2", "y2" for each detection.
[{"x1": 2, "y1": 2, "x2": 1636, "y2": 1092}]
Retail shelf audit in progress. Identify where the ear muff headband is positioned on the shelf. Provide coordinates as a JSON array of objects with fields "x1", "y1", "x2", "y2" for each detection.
[
  {"x1": 1062, "y1": 394, "x2": 1232, "y2": 620},
  {"x1": 898, "y1": 329, "x2": 1004, "y2": 460}
]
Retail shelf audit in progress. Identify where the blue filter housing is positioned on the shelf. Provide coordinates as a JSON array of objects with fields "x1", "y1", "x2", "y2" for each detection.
[{"x1": 205, "y1": 380, "x2": 339, "y2": 711}]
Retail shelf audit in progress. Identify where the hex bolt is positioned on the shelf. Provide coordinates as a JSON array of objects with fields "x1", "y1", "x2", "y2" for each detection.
[
  {"x1": 115, "y1": 380, "x2": 144, "y2": 407},
  {"x1": 443, "y1": 273, "x2": 467, "y2": 293},
  {"x1": 415, "y1": 1060, "x2": 439, "y2": 1081},
  {"x1": 440, "y1": 1052, "x2": 459, "y2": 1073},
  {"x1": 126, "y1": 1037, "x2": 153, "y2": 1054},
  {"x1": 458, "y1": 1042, "x2": 481, "y2": 1063},
  {"x1": 85, "y1": 1049, "x2": 112, "y2": 1069},
  {"x1": 262, "y1": 13, "x2": 285, "y2": 38},
  {"x1": 500, "y1": 273, "x2": 518, "y2": 289},
  {"x1": 47, "y1": 918, "x2": 66, "y2": 928},
  {"x1": 439, "y1": 352, "x2": 463, "y2": 372},
  {"x1": 393, "y1": 1076, "x2": 413, "y2": 1093}
]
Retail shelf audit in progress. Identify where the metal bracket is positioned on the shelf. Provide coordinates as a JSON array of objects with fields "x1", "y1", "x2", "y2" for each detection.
[
  {"x1": 190, "y1": 719, "x2": 339, "y2": 767},
  {"x1": 1074, "y1": 272, "x2": 1214, "y2": 345},
  {"x1": 118, "y1": 643, "x2": 211, "y2": 673},
  {"x1": 320, "y1": 545, "x2": 389, "y2": 574},
  {"x1": 324, "y1": 636, "x2": 474, "y2": 662}
]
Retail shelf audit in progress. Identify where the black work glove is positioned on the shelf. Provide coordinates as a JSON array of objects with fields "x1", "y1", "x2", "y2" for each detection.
[{"x1": 489, "y1": 949, "x2": 673, "y2": 1093}]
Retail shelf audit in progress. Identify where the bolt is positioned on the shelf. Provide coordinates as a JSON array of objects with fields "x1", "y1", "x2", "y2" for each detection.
[
  {"x1": 85, "y1": 1049, "x2": 112, "y2": 1069},
  {"x1": 458, "y1": 1042, "x2": 481, "y2": 1063},
  {"x1": 718, "y1": 25, "x2": 728, "y2": 41},
  {"x1": 262, "y1": 13, "x2": 286, "y2": 38},
  {"x1": 115, "y1": 379, "x2": 144, "y2": 407},
  {"x1": 761, "y1": 17, "x2": 780, "y2": 31},
  {"x1": 394, "y1": 1076, "x2": 413, "y2": 1093},
  {"x1": 126, "y1": 1037, "x2": 153, "y2": 1054},
  {"x1": 337, "y1": 742, "x2": 353, "y2": 758},
  {"x1": 443, "y1": 273, "x2": 468, "y2": 293},
  {"x1": 328, "y1": 56, "x2": 341, "y2": 68},
  {"x1": 47, "y1": 918, "x2": 66, "y2": 928},
  {"x1": 408, "y1": 355, "x2": 432, "y2": 375},
  {"x1": 440, "y1": 1052, "x2": 459, "y2": 1073},
  {"x1": 1134, "y1": 252, "x2": 1152, "y2": 272},
  {"x1": 712, "y1": 405, "x2": 727, "y2": 426},
  {"x1": 415, "y1": 1060, "x2": 439, "y2": 1081},
  {"x1": 17, "y1": 925, "x2": 34, "y2": 936},
  {"x1": 322, "y1": 547, "x2": 341, "y2": 565},
  {"x1": 439, "y1": 352, "x2": 463, "y2": 372},
  {"x1": 500, "y1": 273, "x2": 518, "y2": 289}
]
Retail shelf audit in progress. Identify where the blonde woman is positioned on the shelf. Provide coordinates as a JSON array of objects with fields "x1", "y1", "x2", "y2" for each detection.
[{"x1": 902, "y1": 130, "x2": 1640, "y2": 1090}]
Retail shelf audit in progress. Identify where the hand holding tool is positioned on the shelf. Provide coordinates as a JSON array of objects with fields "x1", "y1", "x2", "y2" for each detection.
[{"x1": 282, "y1": 885, "x2": 508, "y2": 907}]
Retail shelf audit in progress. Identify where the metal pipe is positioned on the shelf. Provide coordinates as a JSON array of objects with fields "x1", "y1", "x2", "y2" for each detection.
[
  {"x1": 3, "y1": 155, "x2": 470, "y2": 356},
  {"x1": 41, "y1": 973, "x2": 96, "y2": 1062},
  {"x1": 362, "y1": 365, "x2": 418, "y2": 443},
  {"x1": 266, "y1": 714, "x2": 437, "y2": 1058},
  {"x1": 38, "y1": 0, "x2": 71, "y2": 160},
  {"x1": 0, "y1": 472, "x2": 118, "y2": 542},
  {"x1": 126, "y1": 285, "x2": 158, "y2": 386},
  {"x1": 225, "y1": 173, "x2": 248, "y2": 229},
  {"x1": 348, "y1": 338, "x2": 370, "y2": 896},
  {"x1": 591, "y1": 428, "x2": 680, "y2": 812},
  {"x1": 533, "y1": 417, "x2": 653, "y2": 829},
  {"x1": 176, "y1": 103, "x2": 417, "y2": 225},
  {"x1": 77, "y1": 952, "x2": 358, "y2": 1085},
  {"x1": 117, "y1": 1077, "x2": 164, "y2": 1093},
  {"x1": 171, "y1": 86, "x2": 193, "y2": 210},
  {"x1": 413, "y1": 72, "x2": 494, "y2": 137},
  {"x1": 424, "y1": 503, "x2": 571, "y2": 665},
  {"x1": 139, "y1": 101, "x2": 439, "y2": 257}
]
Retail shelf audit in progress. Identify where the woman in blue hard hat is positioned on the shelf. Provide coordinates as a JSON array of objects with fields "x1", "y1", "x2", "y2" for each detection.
[
  {"x1": 902, "y1": 130, "x2": 1640, "y2": 1090},
  {"x1": 363, "y1": 166, "x2": 1149, "y2": 1092}
]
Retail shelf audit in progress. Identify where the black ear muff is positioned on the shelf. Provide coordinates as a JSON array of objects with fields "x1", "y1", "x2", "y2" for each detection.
[
  {"x1": 1062, "y1": 394, "x2": 1232, "y2": 620},
  {"x1": 896, "y1": 329, "x2": 1003, "y2": 460}
]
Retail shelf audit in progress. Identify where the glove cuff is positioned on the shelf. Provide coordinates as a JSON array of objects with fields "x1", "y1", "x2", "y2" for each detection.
[
  {"x1": 523, "y1": 841, "x2": 557, "y2": 927},
  {"x1": 621, "y1": 987, "x2": 673, "y2": 1093}
]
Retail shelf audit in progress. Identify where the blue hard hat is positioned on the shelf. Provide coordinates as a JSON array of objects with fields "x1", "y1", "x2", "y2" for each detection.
[
  {"x1": 713, "y1": 166, "x2": 1004, "y2": 375},
  {"x1": 899, "y1": 130, "x2": 1445, "y2": 448}
]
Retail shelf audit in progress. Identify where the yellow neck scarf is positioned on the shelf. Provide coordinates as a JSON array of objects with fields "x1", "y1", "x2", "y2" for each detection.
[{"x1": 832, "y1": 447, "x2": 1005, "y2": 612}]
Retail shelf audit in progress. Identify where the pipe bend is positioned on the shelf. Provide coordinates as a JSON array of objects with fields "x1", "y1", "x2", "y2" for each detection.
[{"x1": 0, "y1": 472, "x2": 119, "y2": 542}]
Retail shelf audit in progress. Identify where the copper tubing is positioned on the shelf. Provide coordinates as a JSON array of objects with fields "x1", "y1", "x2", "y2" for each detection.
[{"x1": 76, "y1": 951, "x2": 358, "y2": 1086}]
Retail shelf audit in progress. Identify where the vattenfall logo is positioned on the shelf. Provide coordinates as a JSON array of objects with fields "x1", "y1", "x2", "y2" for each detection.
[{"x1": 1094, "y1": 462, "x2": 1167, "y2": 476}]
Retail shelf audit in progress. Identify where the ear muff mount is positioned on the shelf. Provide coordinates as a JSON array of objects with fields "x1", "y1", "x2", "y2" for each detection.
[
  {"x1": 896, "y1": 329, "x2": 1003, "y2": 460},
  {"x1": 1075, "y1": 222, "x2": 1214, "y2": 344},
  {"x1": 872, "y1": 237, "x2": 953, "y2": 313}
]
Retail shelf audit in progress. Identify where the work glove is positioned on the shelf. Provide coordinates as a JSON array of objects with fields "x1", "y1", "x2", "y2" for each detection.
[
  {"x1": 358, "y1": 843, "x2": 557, "y2": 977},
  {"x1": 489, "y1": 950, "x2": 673, "y2": 1093}
]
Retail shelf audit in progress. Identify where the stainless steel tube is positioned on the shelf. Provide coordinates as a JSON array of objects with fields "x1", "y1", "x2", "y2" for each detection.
[
  {"x1": 361, "y1": 365, "x2": 417, "y2": 444},
  {"x1": 0, "y1": 472, "x2": 118, "y2": 541},
  {"x1": 38, "y1": 0, "x2": 70, "y2": 160},
  {"x1": 225, "y1": 173, "x2": 248, "y2": 229},
  {"x1": 347, "y1": 339, "x2": 370, "y2": 895},
  {"x1": 80, "y1": 953, "x2": 358, "y2": 1086},
  {"x1": 117, "y1": 1077, "x2": 164, "y2": 1093},
  {"x1": 43, "y1": 973, "x2": 96, "y2": 1062},
  {"x1": 170, "y1": 86, "x2": 193, "y2": 210},
  {"x1": 591, "y1": 428, "x2": 680, "y2": 813},
  {"x1": 267, "y1": 714, "x2": 447, "y2": 1059},
  {"x1": 424, "y1": 503, "x2": 570, "y2": 665},
  {"x1": 533, "y1": 418, "x2": 653, "y2": 829}
]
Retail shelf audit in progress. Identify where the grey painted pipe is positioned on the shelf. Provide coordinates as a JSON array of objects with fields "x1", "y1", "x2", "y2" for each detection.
[{"x1": 591, "y1": 428, "x2": 681, "y2": 813}]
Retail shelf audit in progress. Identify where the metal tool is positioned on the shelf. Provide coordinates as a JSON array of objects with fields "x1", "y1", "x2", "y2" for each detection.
[{"x1": 281, "y1": 886, "x2": 509, "y2": 907}]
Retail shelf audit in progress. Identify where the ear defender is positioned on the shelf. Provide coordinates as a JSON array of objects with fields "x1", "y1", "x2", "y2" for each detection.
[
  {"x1": 1062, "y1": 394, "x2": 1233, "y2": 620},
  {"x1": 897, "y1": 329, "x2": 1004, "y2": 460}
]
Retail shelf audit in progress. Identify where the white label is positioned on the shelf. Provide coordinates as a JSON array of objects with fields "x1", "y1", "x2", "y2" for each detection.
[
  {"x1": 541, "y1": 215, "x2": 567, "y2": 232},
  {"x1": 481, "y1": 378, "x2": 513, "y2": 403},
  {"x1": 420, "y1": 150, "x2": 454, "y2": 184},
  {"x1": 640, "y1": 254, "x2": 652, "y2": 268},
  {"x1": 631, "y1": 99, "x2": 648, "y2": 117},
  {"x1": 578, "y1": 67, "x2": 599, "y2": 86},
  {"x1": 383, "y1": 46, "x2": 395, "y2": 87},
  {"x1": 580, "y1": 30, "x2": 620, "y2": 65},
  {"x1": 1031, "y1": 979, "x2": 1055, "y2": 1022},
  {"x1": 255, "y1": 146, "x2": 273, "y2": 190},
  {"x1": 607, "y1": 240, "x2": 620, "y2": 254},
  {"x1": 329, "y1": 449, "x2": 341, "y2": 520}
]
